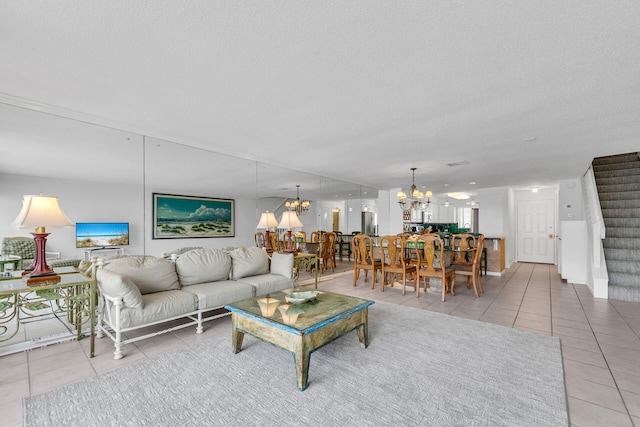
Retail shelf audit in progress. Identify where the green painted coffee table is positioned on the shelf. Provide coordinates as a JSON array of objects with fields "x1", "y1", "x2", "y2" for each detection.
[{"x1": 226, "y1": 289, "x2": 374, "y2": 391}]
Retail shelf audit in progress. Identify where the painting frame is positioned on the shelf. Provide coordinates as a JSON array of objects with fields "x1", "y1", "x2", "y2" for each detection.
[{"x1": 152, "y1": 193, "x2": 235, "y2": 239}]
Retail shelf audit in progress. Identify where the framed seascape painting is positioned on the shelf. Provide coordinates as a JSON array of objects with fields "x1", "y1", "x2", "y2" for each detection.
[{"x1": 152, "y1": 193, "x2": 235, "y2": 239}]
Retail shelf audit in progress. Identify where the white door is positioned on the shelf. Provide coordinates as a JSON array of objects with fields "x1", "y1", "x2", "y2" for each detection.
[{"x1": 517, "y1": 199, "x2": 555, "y2": 263}]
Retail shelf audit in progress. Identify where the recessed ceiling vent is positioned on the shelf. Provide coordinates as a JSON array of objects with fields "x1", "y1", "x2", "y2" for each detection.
[{"x1": 446, "y1": 160, "x2": 470, "y2": 167}]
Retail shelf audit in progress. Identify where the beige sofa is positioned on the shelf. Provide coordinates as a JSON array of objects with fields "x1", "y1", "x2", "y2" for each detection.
[{"x1": 95, "y1": 246, "x2": 294, "y2": 359}]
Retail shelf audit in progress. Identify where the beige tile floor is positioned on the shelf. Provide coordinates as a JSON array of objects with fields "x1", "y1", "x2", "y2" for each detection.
[{"x1": 1, "y1": 261, "x2": 639, "y2": 426}]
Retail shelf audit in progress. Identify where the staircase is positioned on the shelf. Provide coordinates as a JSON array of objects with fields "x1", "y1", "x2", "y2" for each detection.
[{"x1": 592, "y1": 152, "x2": 640, "y2": 302}]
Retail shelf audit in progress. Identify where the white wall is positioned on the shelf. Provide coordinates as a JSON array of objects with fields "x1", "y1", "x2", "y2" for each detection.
[
  {"x1": 477, "y1": 187, "x2": 510, "y2": 237},
  {"x1": 0, "y1": 173, "x2": 145, "y2": 259},
  {"x1": 478, "y1": 186, "x2": 513, "y2": 268},
  {"x1": 1, "y1": 173, "x2": 260, "y2": 260},
  {"x1": 558, "y1": 178, "x2": 585, "y2": 221}
]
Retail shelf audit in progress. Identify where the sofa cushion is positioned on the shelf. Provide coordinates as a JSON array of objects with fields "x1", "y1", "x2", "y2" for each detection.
[
  {"x1": 181, "y1": 280, "x2": 255, "y2": 310},
  {"x1": 270, "y1": 252, "x2": 294, "y2": 278},
  {"x1": 103, "y1": 256, "x2": 180, "y2": 295},
  {"x1": 96, "y1": 268, "x2": 144, "y2": 309},
  {"x1": 175, "y1": 248, "x2": 231, "y2": 286},
  {"x1": 235, "y1": 274, "x2": 295, "y2": 296},
  {"x1": 111, "y1": 290, "x2": 198, "y2": 329},
  {"x1": 228, "y1": 246, "x2": 269, "y2": 280}
]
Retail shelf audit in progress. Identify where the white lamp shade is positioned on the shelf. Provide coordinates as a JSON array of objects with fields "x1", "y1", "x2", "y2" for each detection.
[
  {"x1": 278, "y1": 211, "x2": 303, "y2": 229},
  {"x1": 257, "y1": 211, "x2": 278, "y2": 229},
  {"x1": 12, "y1": 194, "x2": 74, "y2": 229}
]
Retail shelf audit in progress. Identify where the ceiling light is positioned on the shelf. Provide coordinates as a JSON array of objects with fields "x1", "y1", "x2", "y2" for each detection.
[
  {"x1": 469, "y1": 181, "x2": 476, "y2": 185},
  {"x1": 447, "y1": 192, "x2": 470, "y2": 200},
  {"x1": 284, "y1": 185, "x2": 311, "y2": 216},
  {"x1": 397, "y1": 168, "x2": 432, "y2": 212}
]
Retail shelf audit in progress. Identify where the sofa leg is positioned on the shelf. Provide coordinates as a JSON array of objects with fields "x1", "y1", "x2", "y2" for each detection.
[
  {"x1": 114, "y1": 345, "x2": 123, "y2": 360},
  {"x1": 196, "y1": 312, "x2": 203, "y2": 334}
]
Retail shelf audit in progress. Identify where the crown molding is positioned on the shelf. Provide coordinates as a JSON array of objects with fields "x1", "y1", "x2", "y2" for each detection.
[{"x1": 0, "y1": 92, "x2": 150, "y2": 136}]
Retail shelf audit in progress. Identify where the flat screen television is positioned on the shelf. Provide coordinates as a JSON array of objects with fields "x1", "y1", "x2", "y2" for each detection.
[{"x1": 76, "y1": 222, "x2": 130, "y2": 248}]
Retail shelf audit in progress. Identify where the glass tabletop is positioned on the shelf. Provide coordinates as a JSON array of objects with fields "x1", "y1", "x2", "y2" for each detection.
[
  {"x1": 226, "y1": 288, "x2": 373, "y2": 333},
  {"x1": 0, "y1": 272, "x2": 92, "y2": 292}
]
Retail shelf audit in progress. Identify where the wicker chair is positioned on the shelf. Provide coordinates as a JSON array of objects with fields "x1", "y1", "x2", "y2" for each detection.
[{"x1": 1, "y1": 236, "x2": 81, "y2": 269}]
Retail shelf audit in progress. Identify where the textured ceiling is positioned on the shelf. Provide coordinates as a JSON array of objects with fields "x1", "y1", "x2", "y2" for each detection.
[{"x1": 1, "y1": 1, "x2": 640, "y2": 199}]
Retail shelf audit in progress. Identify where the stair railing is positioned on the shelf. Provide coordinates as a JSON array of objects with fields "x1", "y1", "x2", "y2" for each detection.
[
  {"x1": 582, "y1": 166, "x2": 609, "y2": 298},
  {"x1": 583, "y1": 167, "x2": 605, "y2": 266}
]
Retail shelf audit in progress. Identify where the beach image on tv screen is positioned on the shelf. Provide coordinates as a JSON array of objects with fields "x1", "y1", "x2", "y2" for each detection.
[{"x1": 76, "y1": 223, "x2": 129, "y2": 248}]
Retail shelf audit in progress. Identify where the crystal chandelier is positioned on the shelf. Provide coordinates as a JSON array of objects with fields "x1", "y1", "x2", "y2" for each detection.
[
  {"x1": 285, "y1": 185, "x2": 311, "y2": 215},
  {"x1": 397, "y1": 168, "x2": 432, "y2": 211}
]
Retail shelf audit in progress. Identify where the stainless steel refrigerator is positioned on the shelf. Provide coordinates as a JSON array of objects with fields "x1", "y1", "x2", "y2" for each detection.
[{"x1": 361, "y1": 212, "x2": 376, "y2": 236}]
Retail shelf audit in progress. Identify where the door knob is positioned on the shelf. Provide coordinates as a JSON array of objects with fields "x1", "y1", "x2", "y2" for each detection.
[{"x1": 548, "y1": 234, "x2": 554, "y2": 239}]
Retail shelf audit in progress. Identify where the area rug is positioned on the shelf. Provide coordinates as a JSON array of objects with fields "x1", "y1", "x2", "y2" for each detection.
[{"x1": 24, "y1": 301, "x2": 568, "y2": 426}]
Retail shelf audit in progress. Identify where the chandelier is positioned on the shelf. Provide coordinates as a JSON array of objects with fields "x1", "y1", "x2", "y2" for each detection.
[
  {"x1": 285, "y1": 185, "x2": 311, "y2": 215},
  {"x1": 397, "y1": 168, "x2": 432, "y2": 211}
]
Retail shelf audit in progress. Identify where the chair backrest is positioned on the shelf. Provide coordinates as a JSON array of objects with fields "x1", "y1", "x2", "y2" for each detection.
[
  {"x1": 380, "y1": 235, "x2": 407, "y2": 269},
  {"x1": 2, "y1": 237, "x2": 35, "y2": 259},
  {"x1": 267, "y1": 232, "x2": 278, "y2": 250},
  {"x1": 450, "y1": 233, "x2": 476, "y2": 264},
  {"x1": 472, "y1": 235, "x2": 485, "y2": 267},
  {"x1": 310, "y1": 231, "x2": 321, "y2": 242},
  {"x1": 413, "y1": 233, "x2": 446, "y2": 272},
  {"x1": 352, "y1": 234, "x2": 376, "y2": 266},
  {"x1": 254, "y1": 232, "x2": 265, "y2": 248},
  {"x1": 319, "y1": 232, "x2": 336, "y2": 258},
  {"x1": 451, "y1": 233, "x2": 476, "y2": 250}
]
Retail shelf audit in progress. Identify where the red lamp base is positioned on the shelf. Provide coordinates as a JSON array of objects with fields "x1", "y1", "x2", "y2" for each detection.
[{"x1": 25, "y1": 231, "x2": 55, "y2": 277}]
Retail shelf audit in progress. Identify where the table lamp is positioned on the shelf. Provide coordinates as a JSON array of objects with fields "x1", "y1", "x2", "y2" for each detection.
[
  {"x1": 257, "y1": 211, "x2": 278, "y2": 252},
  {"x1": 12, "y1": 193, "x2": 74, "y2": 284},
  {"x1": 278, "y1": 211, "x2": 303, "y2": 253}
]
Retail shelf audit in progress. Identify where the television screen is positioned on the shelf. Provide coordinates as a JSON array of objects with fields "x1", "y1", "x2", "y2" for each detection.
[{"x1": 76, "y1": 222, "x2": 130, "y2": 248}]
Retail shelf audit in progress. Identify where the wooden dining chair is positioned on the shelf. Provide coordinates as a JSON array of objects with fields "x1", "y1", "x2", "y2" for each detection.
[
  {"x1": 318, "y1": 231, "x2": 337, "y2": 273},
  {"x1": 380, "y1": 235, "x2": 417, "y2": 296},
  {"x1": 453, "y1": 235, "x2": 485, "y2": 297},
  {"x1": 335, "y1": 231, "x2": 352, "y2": 261},
  {"x1": 254, "y1": 232, "x2": 265, "y2": 248},
  {"x1": 450, "y1": 233, "x2": 476, "y2": 266},
  {"x1": 310, "y1": 231, "x2": 321, "y2": 243},
  {"x1": 272, "y1": 232, "x2": 284, "y2": 253},
  {"x1": 412, "y1": 234, "x2": 455, "y2": 301},
  {"x1": 352, "y1": 234, "x2": 382, "y2": 289}
]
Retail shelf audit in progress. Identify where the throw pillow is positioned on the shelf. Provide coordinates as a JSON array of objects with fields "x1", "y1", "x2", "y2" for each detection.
[
  {"x1": 77, "y1": 260, "x2": 94, "y2": 278},
  {"x1": 103, "y1": 256, "x2": 180, "y2": 294},
  {"x1": 175, "y1": 248, "x2": 232, "y2": 286},
  {"x1": 96, "y1": 268, "x2": 144, "y2": 309},
  {"x1": 228, "y1": 246, "x2": 269, "y2": 280},
  {"x1": 270, "y1": 252, "x2": 294, "y2": 278}
]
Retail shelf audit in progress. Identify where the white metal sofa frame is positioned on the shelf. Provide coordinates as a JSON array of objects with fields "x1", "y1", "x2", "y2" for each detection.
[{"x1": 94, "y1": 258, "x2": 231, "y2": 360}]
